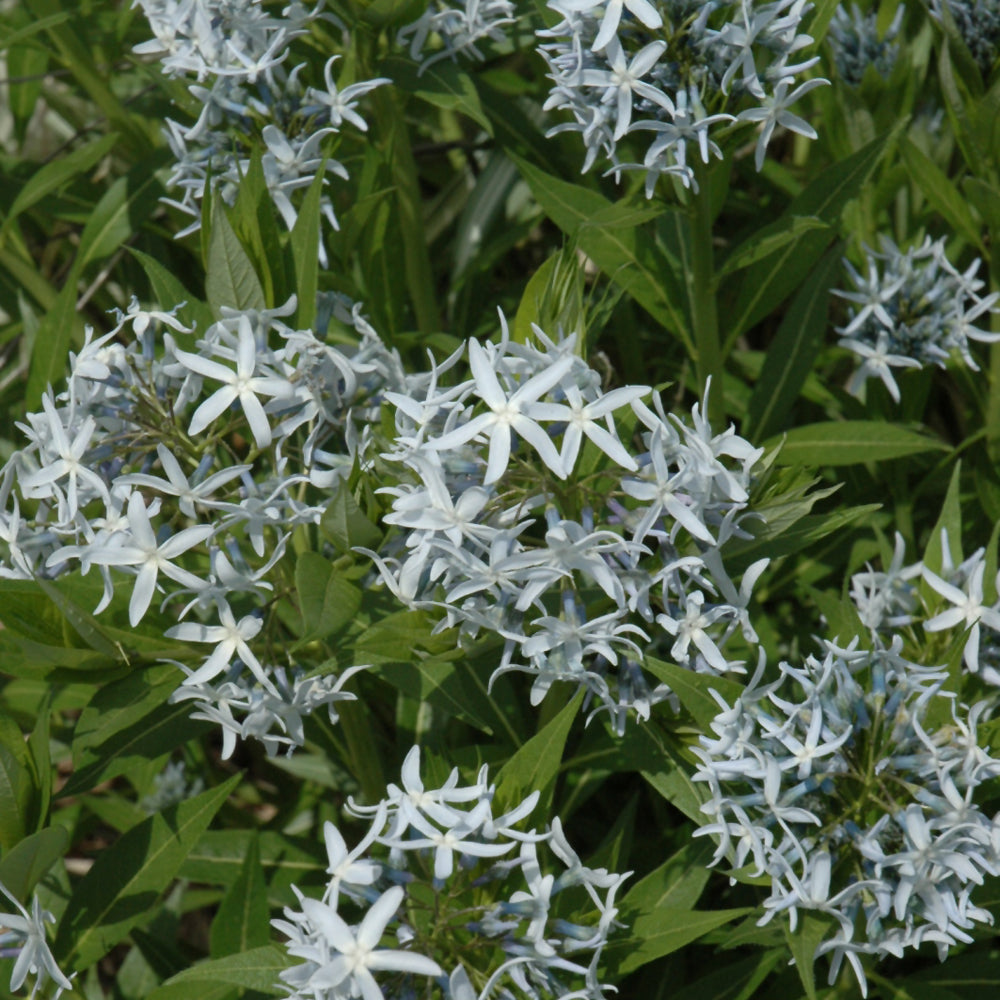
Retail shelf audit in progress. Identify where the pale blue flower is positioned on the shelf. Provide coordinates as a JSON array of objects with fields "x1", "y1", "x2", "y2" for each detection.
[
  {"x1": 78, "y1": 491, "x2": 213, "y2": 626},
  {"x1": 739, "y1": 76, "x2": 828, "y2": 171},
  {"x1": 427, "y1": 339, "x2": 574, "y2": 483},
  {"x1": 0, "y1": 880, "x2": 73, "y2": 998},
  {"x1": 297, "y1": 887, "x2": 444, "y2": 997},
  {"x1": 167, "y1": 601, "x2": 270, "y2": 690},
  {"x1": 923, "y1": 560, "x2": 1000, "y2": 674},
  {"x1": 174, "y1": 317, "x2": 293, "y2": 448}
]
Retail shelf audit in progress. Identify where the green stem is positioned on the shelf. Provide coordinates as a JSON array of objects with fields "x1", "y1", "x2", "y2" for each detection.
[
  {"x1": 688, "y1": 165, "x2": 723, "y2": 425},
  {"x1": 986, "y1": 341, "x2": 1000, "y2": 463}
]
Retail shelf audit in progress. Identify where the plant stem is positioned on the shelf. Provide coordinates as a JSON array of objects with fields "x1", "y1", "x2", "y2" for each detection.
[{"x1": 688, "y1": 165, "x2": 723, "y2": 425}]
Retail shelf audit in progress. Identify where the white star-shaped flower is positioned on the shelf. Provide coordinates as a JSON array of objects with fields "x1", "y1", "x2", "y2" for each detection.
[{"x1": 174, "y1": 317, "x2": 292, "y2": 448}]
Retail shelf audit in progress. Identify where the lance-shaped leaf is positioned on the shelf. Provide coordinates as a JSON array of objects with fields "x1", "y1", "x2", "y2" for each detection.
[
  {"x1": 763, "y1": 421, "x2": 948, "y2": 466},
  {"x1": 54, "y1": 775, "x2": 240, "y2": 969}
]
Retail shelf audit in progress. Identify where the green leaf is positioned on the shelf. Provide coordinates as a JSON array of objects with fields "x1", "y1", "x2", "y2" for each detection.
[
  {"x1": 181, "y1": 830, "x2": 325, "y2": 890},
  {"x1": 0, "y1": 631, "x2": 113, "y2": 680},
  {"x1": 495, "y1": 691, "x2": 582, "y2": 812},
  {"x1": 0, "y1": 579, "x2": 65, "y2": 645},
  {"x1": 151, "y1": 944, "x2": 289, "y2": 996},
  {"x1": 23, "y1": 0, "x2": 152, "y2": 154},
  {"x1": 373, "y1": 655, "x2": 506, "y2": 738},
  {"x1": 513, "y1": 253, "x2": 561, "y2": 343},
  {"x1": 289, "y1": 162, "x2": 327, "y2": 330},
  {"x1": 130, "y1": 926, "x2": 194, "y2": 984},
  {"x1": 143, "y1": 982, "x2": 236, "y2": 1000},
  {"x1": 718, "y1": 216, "x2": 829, "y2": 277},
  {"x1": 475, "y1": 77, "x2": 576, "y2": 176},
  {"x1": 451, "y1": 151, "x2": 521, "y2": 283},
  {"x1": 602, "y1": 719, "x2": 710, "y2": 823},
  {"x1": 206, "y1": 199, "x2": 266, "y2": 315},
  {"x1": 55, "y1": 774, "x2": 240, "y2": 970},
  {"x1": 375, "y1": 88, "x2": 441, "y2": 332},
  {"x1": 619, "y1": 839, "x2": 714, "y2": 919},
  {"x1": 35, "y1": 576, "x2": 122, "y2": 661},
  {"x1": 382, "y1": 56, "x2": 491, "y2": 133},
  {"x1": 643, "y1": 656, "x2": 744, "y2": 732},
  {"x1": 808, "y1": 588, "x2": 866, "y2": 645},
  {"x1": 791, "y1": 127, "x2": 902, "y2": 222},
  {"x1": 209, "y1": 834, "x2": 270, "y2": 958},
  {"x1": 126, "y1": 247, "x2": 212, "y2": 335},
  {"x1": 606, "y1": 907, "x2": 753, "y2": 976},
  {"x1": 25, "y1": 278, "x2": 82, "y2": 409},
  {"x1": 26, "y1": 691, "x2": 52, "y2": 829},
  {"x1": 319, "y1": 478, "x2": 382, "y2": 553},
  {"x1": 0, "y1": 9, "x2": 70, "y2": 53},
  {"x1": 85, "y1": 793, "x2": 150, "y2": 835},
  {"x1": 0, "y1": 744, "x2": 31, "y2": 850},
  {"x1": 6, "y1": 43, "x2": 48, "y2": 145},
  {"x1": 964, "y1": 177, "x2": 1000, "y2": 237},
  {"x1": 232, "y1": 148, "x2": 288, "y2": 309},
  {"x1": 359, "y1": 0, "x2": 426, "y2": 28},
  {"x1": 62, "y1": 668, "x2": 211, "y2": 798},
  {"x1": 908, "y1": 949, "x2": 1000, "y2": 1000},
  {"x1": 293, "y1": 552, "x2": 362, "y2": 644},
  {"x1": 669, "y1": 952, "x2": 787, "y2": 1000},
  {"x1": 513, "y1": 156, "x2": 689, "y2": 345},
  {"x1": 922, "y1": 462, "x2": 963, "y2": 578},
  {"x1": 803, "y1": 0, "x2": 840, "y2": 49},
  {"x1": 1, "y1": 132, "x2": 118, "y2": 236},
  {"x1": 745, "y1": 247, "x2": 842, "y2": 440},
  {"x1": 900, "y1": 137, "x2": 982, "y2": 249},
  {"x1": 0, "y1": 826, "x2": 70, "y2": 901},
  {"x1": 764, "y1": 421, "x2": 948, "y2": 466},
  {"x1": 74, "y1": 162, "x2": 165, "y2": 273},
  {"x1": 938, "y1": 44, "x2": 985, "y2": 177},
  {"x1": 726, "y1": 129, "x2": 899, "y2": 346},
  {"x1": 782, "y1": 913, "x2": 834, "y2": 1000}
]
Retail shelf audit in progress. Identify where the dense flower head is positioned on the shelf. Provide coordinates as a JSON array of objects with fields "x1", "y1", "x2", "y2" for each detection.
[
  {"x1": 850, "y1": 530, "x2": 1000, "y2": 685},
  {"x1": 399, "y1": 0, "x2": 517, "y2": 72},
  {"x1": 833, "y1": 235, "x2": 1000, "y2": 403},
  {"x1": 365, "y1": 313, "x2": 767, "y2": 730},
  {"x1": 826, "y1": 3, "x2": 903, "y2": 86},
  {"x1": 537, "y1": 0, "x2": 829, "y2": 192},
  {"x1": 274, "y1": 746, "x2": 629, "y2": 999},
  {"x1": 693, "y1": 638, "x2": 1000, "y2": 995},
  {"x1": 133, "y1": 0, "x2": 389, "y2": 254},
  {"x1": 929, "y1": 0, "x2": 1000, "y2": 76},
  {"x1": 0, "y1": 293, "x2": 414, "y2": 759}
]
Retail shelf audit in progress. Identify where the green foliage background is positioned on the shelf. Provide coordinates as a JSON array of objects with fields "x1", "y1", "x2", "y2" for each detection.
[{"x1": 2, "y1": 0, "x2": 1000, "y2": 998}]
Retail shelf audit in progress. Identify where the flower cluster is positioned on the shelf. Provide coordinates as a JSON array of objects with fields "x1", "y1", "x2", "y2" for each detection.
[
  {"x1": 365, "y1": 315, "x2": 767, "y2": 731},
  {"x1": 133, "y1": 0, "x2": 389, "y2": 254},
  {"x1": 399, "y1": 0, "x2": 517, "y2": 72},
  {"x1": 0, "y1": 880, "x2": 72, "y2": 1000},
  {"x1": 0, "y1": 293, "x2": 416, "y2": 757},
  {"x1": 826, "y1": 4, "x2": 903, "y2": 86},
  {"x1": 274, "y1": 746, "x2": 629, "y2": 1000},
  {"x1": 833, "y1": 235, "x2": 1000, "y2": 403},
  {"x1": 851, "y1": 530, "x2": 1000, "y2": 684},
  {"x1": 537, "y1": 0, "x2": 829, "y2": 193},
  {"x1": 929, "y1": 0, "x2": 1000, "y2": 76},
  {"x1": 693, "y1": 639, "x2": 1000, "y2": 995},
  {"x1": 140, "y1": 758, "x2": 206, "y2": 813}
]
